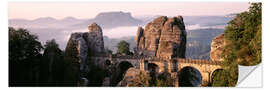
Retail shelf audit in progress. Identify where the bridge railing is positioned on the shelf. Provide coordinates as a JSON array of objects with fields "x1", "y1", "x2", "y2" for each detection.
[
  {"x1": 112, "y1": 55, "x2": 153, "y2": 59},
  {"x1": 175, "y1": 58, "x2": 222, "y2": 65},
  {"x1": 90, "y1": 55, "x2": 223, "y2": 65}
]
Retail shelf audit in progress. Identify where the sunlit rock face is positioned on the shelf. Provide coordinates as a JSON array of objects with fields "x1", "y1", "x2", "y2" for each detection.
[
  {"x1": 210, "y1": 33, "x2": 225, "y2": 61},
  {"x1": 87, "y1": 23, "x2": 105, "y2": 55},
  {"x1": 117, "y1": 68, "x2": 150, "y2": 87},
  {"x1": 135, "y1": 16, "x2": 186, "y2": 59}
]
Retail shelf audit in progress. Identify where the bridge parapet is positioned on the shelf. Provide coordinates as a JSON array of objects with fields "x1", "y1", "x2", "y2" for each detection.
[
  {"x1": 112, "y1": 55, "x2": 154, "y2": 60},
  {"x1": 176, "y1": 58, "x2": 222, "y2": 65},
  {"x1": 90, "y1": 55, "x2": 222, "y2": 66}
]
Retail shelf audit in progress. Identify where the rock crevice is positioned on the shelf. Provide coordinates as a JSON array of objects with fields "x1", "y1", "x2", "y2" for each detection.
[
  {"x1": 64, "y1": 23, "x2": 106, "y2": 86},
  {"x1": 210, "y1": 33, "x2": 225, "y2": 61},
  {"x1": 135, "y1": 16, "x2": 186, "y2": 59}
]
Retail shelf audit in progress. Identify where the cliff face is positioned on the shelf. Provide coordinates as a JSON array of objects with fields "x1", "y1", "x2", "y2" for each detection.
[
  {"x1": 67, "y1": 32, "x2": 89, "y2": 74},
  {"x1": 87, "y1": 23, "x2": 105, "y2": 55},
  {"x1": 66, "y1": 23, "x2": 105, "y2": 66},
  {"x1": 135, "y1": 16, "x2": 186, "y2": 59},
  {"x1": 210, "y1": 33, "x2": 225, "y2": 61},
  {"x1": 64, "y1": 23, "x2": 105, "y2": 86}
]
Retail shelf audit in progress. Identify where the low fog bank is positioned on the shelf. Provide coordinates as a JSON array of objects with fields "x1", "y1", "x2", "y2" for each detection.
[
  {"x1": 13, "y1": 23, "x2": 225, "y2": 52},
  {"x1": 9, "y1": 15, "x2": 232, "y2": 56}
]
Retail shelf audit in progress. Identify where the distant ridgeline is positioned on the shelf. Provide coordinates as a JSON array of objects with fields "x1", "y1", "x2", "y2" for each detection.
[{"x1": 8, "y1": 11, "x2": 143, "y2": 29}]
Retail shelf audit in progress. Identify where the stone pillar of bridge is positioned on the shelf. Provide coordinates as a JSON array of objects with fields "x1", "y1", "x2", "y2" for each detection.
[
  {"x1": 201, "y1": 71, "x2": 211, "y2": 86},
  {"x1": 139, "y1": 59, "x2": 149, "y2": 71},
  {"x1": 109, "y1": 54, "x2": 113, "y2": 61},
  {"x1": 144, "y1": 60, "x2": 148, "y2": 71},
  {"x1": 140, "y1": 60, "x2": 144, "y2": 71},
  {"x1": 167, "y1": 61, "x2": 172, "y2": 73}
]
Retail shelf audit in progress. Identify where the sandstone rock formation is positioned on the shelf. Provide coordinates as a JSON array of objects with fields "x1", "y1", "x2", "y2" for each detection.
[
  {"x1": 210, "y1": 33, "x2": 225, "y2": 61},
  {"x1": 135, "y1": 16, "x2": 186, "y2": 59},
  {"x1": 87, "y1": 23, "x2": 105, "y2": 55},
  {"x1": 64, "y1": 23, "x2": 105, "y2": 86},
  {"x1": 117, "y1": 68, "x2": 150, "y2": 87},
  {"x1": 68, "y1": 32, "x2": 89, "y2": 76}
]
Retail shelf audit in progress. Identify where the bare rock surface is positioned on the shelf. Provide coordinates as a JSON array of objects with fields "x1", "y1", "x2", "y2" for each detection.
[
  {"x1": 135, "y1": 16, "x2": 186, "y2": 59},
  {"x1": 64, "y1": 23, "x2": 105, "y2": 86},
  {"x1": 87, "y1": 23, "x2": 105, "y2": 55},
  {"x1": 210, "y1": 33, "x2": 225, "y2": 61},
  {"x1": 117, "y1": 68, "x2": 150, "y2": 87}
]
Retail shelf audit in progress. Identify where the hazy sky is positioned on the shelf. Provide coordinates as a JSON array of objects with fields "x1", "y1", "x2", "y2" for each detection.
[{"x1": 9, "y1": 2, "x2": 250, "y2": 20}]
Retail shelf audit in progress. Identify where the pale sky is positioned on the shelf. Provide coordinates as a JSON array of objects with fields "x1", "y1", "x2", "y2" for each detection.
[{"x1": 8, "y1": 2, "x2": 250, "y2": 20}]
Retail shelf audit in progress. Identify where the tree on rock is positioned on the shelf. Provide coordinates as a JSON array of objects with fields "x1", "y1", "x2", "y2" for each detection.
[
  {"x1": 211, "y1": 2, "x2": 262, "y2": 87},
  {"x1": 116, "y1": 40, "x2": 133, "y2": 55},
  {"x1": 224, "y1": 2, "x2": 261, "y2": 66}
]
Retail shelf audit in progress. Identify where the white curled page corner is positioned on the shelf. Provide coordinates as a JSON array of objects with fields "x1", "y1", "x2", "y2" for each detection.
[{"x1": 236, "y1": 64, "x2": 262, "y2": 87}]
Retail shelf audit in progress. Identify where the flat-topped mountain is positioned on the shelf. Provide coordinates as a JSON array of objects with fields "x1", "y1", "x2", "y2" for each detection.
[{"x1": 76, "y1": 11, "x2": 143, "y2": 29}]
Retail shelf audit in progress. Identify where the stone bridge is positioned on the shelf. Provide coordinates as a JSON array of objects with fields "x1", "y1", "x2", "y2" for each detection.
[{"x1": 90, "y1": 55, "x2": 223, "y2": 86}]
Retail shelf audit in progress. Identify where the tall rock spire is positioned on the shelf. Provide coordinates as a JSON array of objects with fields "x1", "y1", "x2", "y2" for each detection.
[{"x1": 135, "y1": 16, "x2": 186, "y2": 59}]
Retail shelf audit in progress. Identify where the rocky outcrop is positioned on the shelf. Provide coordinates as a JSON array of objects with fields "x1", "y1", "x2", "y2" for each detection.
[
  {"x1": 117, "y1": 68, "x2": 150, "y2": 87},
  {"x1": 135, "y1": 16, "x2": 186, "y2": 59},
  {"x1": 210, "y1": 33, "x2": 225, "y2": 61},
  {"x1": 64, "y1": 23, "x2": 105, "y2": 86},
  {"x1": 68, "y1": 33, "x2": 89, "y2": 75},
  {"x1": 87, "y1": 23, "x2": 105, "y2": 55}
]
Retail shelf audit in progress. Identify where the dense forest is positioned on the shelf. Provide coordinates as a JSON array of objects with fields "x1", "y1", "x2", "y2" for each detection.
[
  {"x1": 9, "y1": 27, "x2": 110, "y2": 86},
  {"x1": 211, "y1": 3, "x2": 261, "y2": 86},
  {"x1": 9, "y1": 27, "x2": 67, "y2": 86}
]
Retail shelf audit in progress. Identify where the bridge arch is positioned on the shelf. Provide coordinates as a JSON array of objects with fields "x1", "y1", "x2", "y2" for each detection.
[
  {"x1": 112, "y1": 61, "x2": 134, "y2": 86},
  {"x1": 177, "y1": 66, "x2": 202, "y2": 87},
  {"x1": 104, "y1": 59, "x2": 111, "y2": 66},
  {"x1": 210, "y1": 68, "x2": 225, "y2": 79},
  {"x1": 148, "y1": 63, "x2": 159, "y2": 73},
  {"x1": 210, "y1": 69, "x2": 229, "y2": 86},
  {"x1": 117, "y1": 61, "x2": 134, "y2": 76},
  {"x1": 147, "y1": 63, "x2": 159, "y2": 85}
]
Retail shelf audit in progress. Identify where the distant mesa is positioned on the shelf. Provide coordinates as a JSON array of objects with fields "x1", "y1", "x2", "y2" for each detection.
[
  {"x1": 76, "y1": 11, "x2": 143, "y2": 29},
  {"x1": 95, "y1": 11, "x2": 132, "y2": 20}
]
